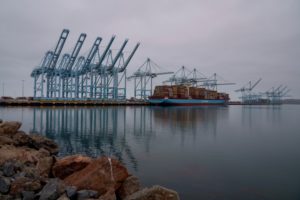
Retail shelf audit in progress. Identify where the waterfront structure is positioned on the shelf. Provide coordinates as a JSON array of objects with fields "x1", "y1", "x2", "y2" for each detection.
[
  {"x1": 236, "y1": 79, "x2": 290, "y2": 105},
  {"x1": 148, "y1": 66, "x2": 233, "y2": 106},
  {"x1": 262, "y1": 86, "x2": 290, "y2": 104},
  {"x1": 127, "y1": 58, "x2": 173, "y2": 99},
  {"x1": 31, "y1": 29, "x2": 139, "y2": 101},
  {"x1": 235, "y1": 78, "x2": 262, "y2": 104}
]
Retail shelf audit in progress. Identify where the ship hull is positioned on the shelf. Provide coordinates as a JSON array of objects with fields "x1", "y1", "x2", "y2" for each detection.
[{"x1": 148, "y1": 98, "x2": 227, "y2": 106}]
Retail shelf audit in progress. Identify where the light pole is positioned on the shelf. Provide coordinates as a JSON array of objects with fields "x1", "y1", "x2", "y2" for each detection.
[{"x1": 22, "y1": 80, "x2": 25, "y2": 97}]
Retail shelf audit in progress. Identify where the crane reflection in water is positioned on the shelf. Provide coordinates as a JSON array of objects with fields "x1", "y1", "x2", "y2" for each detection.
[
  {"x1": 30, "y1": 106, "x2": 226, "y2": 172},
  {"x1": 30, "y1": 106, "x2": 141, "y2": 170}
]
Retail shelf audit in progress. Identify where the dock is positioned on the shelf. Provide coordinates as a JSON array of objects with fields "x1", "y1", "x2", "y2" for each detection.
[{"x1": 0, "y1": 99, "x2": 149, "y2": 107}]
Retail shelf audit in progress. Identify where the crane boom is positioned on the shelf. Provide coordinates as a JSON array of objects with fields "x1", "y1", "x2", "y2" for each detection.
[
  {"x1": 57, "y1": 54, "x2": 70, "y2": 69},
  {"x1": 96, "y1": 36, "x2": 115, "y2": 69},
  {"x1": 107, "y1": 39, "x2": 128, "y2": 71},
  {"x1": 282, "y1": 89, "x2": 290, "y2": 97},
  {"x1": 82, "y1": 37, "x2": 102, "y2": 73},
  {"x1": 279, "y1": 86, "x2": 288, "y2": 94},
  {"x1": 66, "y1": 33, "x2": 86, "y2": 71},
  {"x1": 119, "y1": 42, "x2": 140, "y2": 72},
  {"x1": 274, "y1": 85, "x2": 283, "y2": 93},
  {"x1": 49, "y1": 29, "x2": 69, "y2": 69},
  {"x1": 250, "y1": 78, "x2": 262, "y2": 90}
]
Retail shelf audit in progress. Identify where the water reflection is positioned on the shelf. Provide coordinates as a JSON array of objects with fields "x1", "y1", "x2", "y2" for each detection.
[
  {"x1": 31, "y1": 107, "x2": 139, "y2": 170},
  {"x1": 2, "y1": 105, "x2": 298, "y2": 199},
  {"x1": 151, "y1": 106, "x2": 228, "y2": 144},
  {"x1": 29, "y1": 106, "x2": 226, "y2": 171},
  {"x1": 241, "y1": 105, "x2": 282, "y2": 130}
]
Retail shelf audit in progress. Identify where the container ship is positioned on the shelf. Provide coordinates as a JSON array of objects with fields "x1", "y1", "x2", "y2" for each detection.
[{"x1": 148, "y1": 85, "x2": 229, "y2": 106}]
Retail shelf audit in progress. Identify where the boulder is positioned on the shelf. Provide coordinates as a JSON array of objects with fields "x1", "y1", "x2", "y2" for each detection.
[
  {"x1": 52, "y1": 155, "x2": 93, "y2": 179},
  {"x1": 98, "y1": 188, "x2": 116, "y2": 200},
  {"x1": 38, "y1": 178, "x2": 65, "y2": 200},
  {"x1": 10, "y1": 177, "x2": 42, "y2": 195},
  {"x1": 30, "y1": 135, "x2": 59, "y2": 155},
  {"x1": 0, "y1": 145, "x2": 51, "y2": 166},
  {"x1": 12, "y1": 131, "x2": 35, "y2": 147},
  {"x1": 57, "y1": 193, "x2": 70, "y2": 200},
  {"x1": 0, "y1": 194, "x2": 13, "y2": 200},
  {"x1": 36, "y1": 156, "x2": 54, "y2": 178},
  {"x1": 117, "y1": 175, "x2": 140, "y2": 199},
  {"x1": 124, "y1": 185, "x2": 180, "y2": 200},
  {"x1": 0, "y1": 121, "x2": 21, "y2": 135},
  {"x1": 0, "y1": 119, "x2": 3, "y2": 123},
  {"x1": 64, "y1": 157, "x2": 129, "y2": 194},
  {"x1": 65, "y1": 186, "x2": 77, "y2": 200},
  {"x1": 21, "y1": 191, "x2": 35, "y2": 200},
  {"x1": 0, "y1": 176, "x2": 11, "y2": 194},
  {"x1": 2, "y1": 162, "x2": 16, "y2": 177},
  {"x1": 0, "y1": 135, "x2": 14, "y2": 145},
  {"x1": 22, "y1": 166, "x2": 41, "y2": 179},
  {"x1": 76, "y1": 190, "x2": 99, "y2": 200},
  {"x1": 0, "y1": 145, "x2": 38, "y2": 165}
]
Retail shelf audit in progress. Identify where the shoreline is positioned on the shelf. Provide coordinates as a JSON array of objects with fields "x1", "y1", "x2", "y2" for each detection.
[{"x1": 0, "y1": 120, "x2": 180, "y2": 200}]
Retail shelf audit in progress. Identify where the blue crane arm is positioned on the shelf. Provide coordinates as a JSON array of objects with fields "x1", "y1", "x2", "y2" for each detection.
[
  {"x1": 31, "y1": 51, "x2": 53, "y2": 77},
  {"x1": 274, "y1": 85, "x2": 283, "y2": 93},
  {"x1": 58, "y1": 54, "x2": 70, "y2": 70},
  {"x1": 96, "y1": 36, "x2": 115, "y2": 69},
  {"x1": 49, "y1": 29, "x2": 69, "y2": 69},
  {"x1": 73, "y1": 56, "x2": 85, "y2": 73},
  {"x1": 250, "y1": 78, "x2": 262, "y2": 90},
  {"x1": 279, "y1": 86, "x2": 288, "y2": 94},
  {"x1": 119, "y1": 42, "x2": 140, "y2": 72},
  {"x1": 66, "y1": 33, "x2": 86, "y2": 71},
  {"x1": 82, "y1": 37, "x2": 102, "y2": 72},
  {"x1": 282, "y1": 89, "x2": 290, "y2": 97},
  {"x1": 107, "y1": 39, "x2": 128, "y2": 71}
]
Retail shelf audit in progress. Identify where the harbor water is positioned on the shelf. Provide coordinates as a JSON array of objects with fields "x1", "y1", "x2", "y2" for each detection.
[{"x1": 1, "y1": 105, "x2": 300, "y2": 199}]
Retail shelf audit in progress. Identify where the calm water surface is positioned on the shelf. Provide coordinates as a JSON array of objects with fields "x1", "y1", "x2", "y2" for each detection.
[{"x1": 1, "y1": 105, "x2": 300, "y2": 200}]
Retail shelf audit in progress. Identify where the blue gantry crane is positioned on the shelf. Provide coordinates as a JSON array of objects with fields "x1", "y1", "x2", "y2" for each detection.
[
  {"x1": 128, "y1": 58, "x2": 173, "y2": 99},
  {"x1": 31, "y1": 29, "x2": 139, "y2": 101},
  {"x1": 235, "y1": 78, "x2": 262, "y2": 104},
  {"x1": 263, "y1": 85, "x2": 290, "y2": 104},
  {"x1": 163, "y1": 66, "x2": 234, "y2": 90}
]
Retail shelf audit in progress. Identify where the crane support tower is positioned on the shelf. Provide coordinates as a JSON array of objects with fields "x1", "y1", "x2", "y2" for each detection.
[
  {"x1": 235, "y1": 78, "x2": 262, "y2": 104},
  {"x1": 30, "y1": 29, "x2": 140, "y2": 101},
  {"x1": 127, "y1": 58, "x2": 173, "y2": 99},
  {"x1": 163, "y1": 66, "x2": 234, "y2": 90}
]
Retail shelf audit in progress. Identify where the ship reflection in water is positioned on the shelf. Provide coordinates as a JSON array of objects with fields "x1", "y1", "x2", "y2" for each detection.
[{"x1": 30, "y1": 106, "x2": 226, "y2": 172}]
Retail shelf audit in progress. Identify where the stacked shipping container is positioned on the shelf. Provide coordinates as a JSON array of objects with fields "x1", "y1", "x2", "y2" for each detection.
[{"x1": 151, "y1": 85, "x2": 229, "y2": 100}]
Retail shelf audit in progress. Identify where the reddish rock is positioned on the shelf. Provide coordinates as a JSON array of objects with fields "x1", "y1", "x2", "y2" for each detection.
[
  {"x1": 52, "y1": 155, "x2": 93, "y2": 179},
  {"x1": 124, "y1": 185, "x2": 180, "y2": 200},
  {"x1": 10, "y1": 177, "x2": 42, "y2": 195},
  {"x1": 117, "y1": 175, "x2": 140, "y2": 199},
  {"x1": 64, "y1": 157, "x2": 129, "y2": 194},
  {"x1": 0, "y1": 121, "x2": 22, "y2": 135}
]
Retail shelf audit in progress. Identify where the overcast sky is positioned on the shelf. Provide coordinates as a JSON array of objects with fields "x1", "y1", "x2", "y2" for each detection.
[{"x1": 0, "y1": 0, "x2": 299, "y2": 100}]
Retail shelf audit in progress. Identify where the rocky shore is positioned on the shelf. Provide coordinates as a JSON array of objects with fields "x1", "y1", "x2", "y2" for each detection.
[{"x1": 0, "y1": 120, "x2": 180, "y2": 200}]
